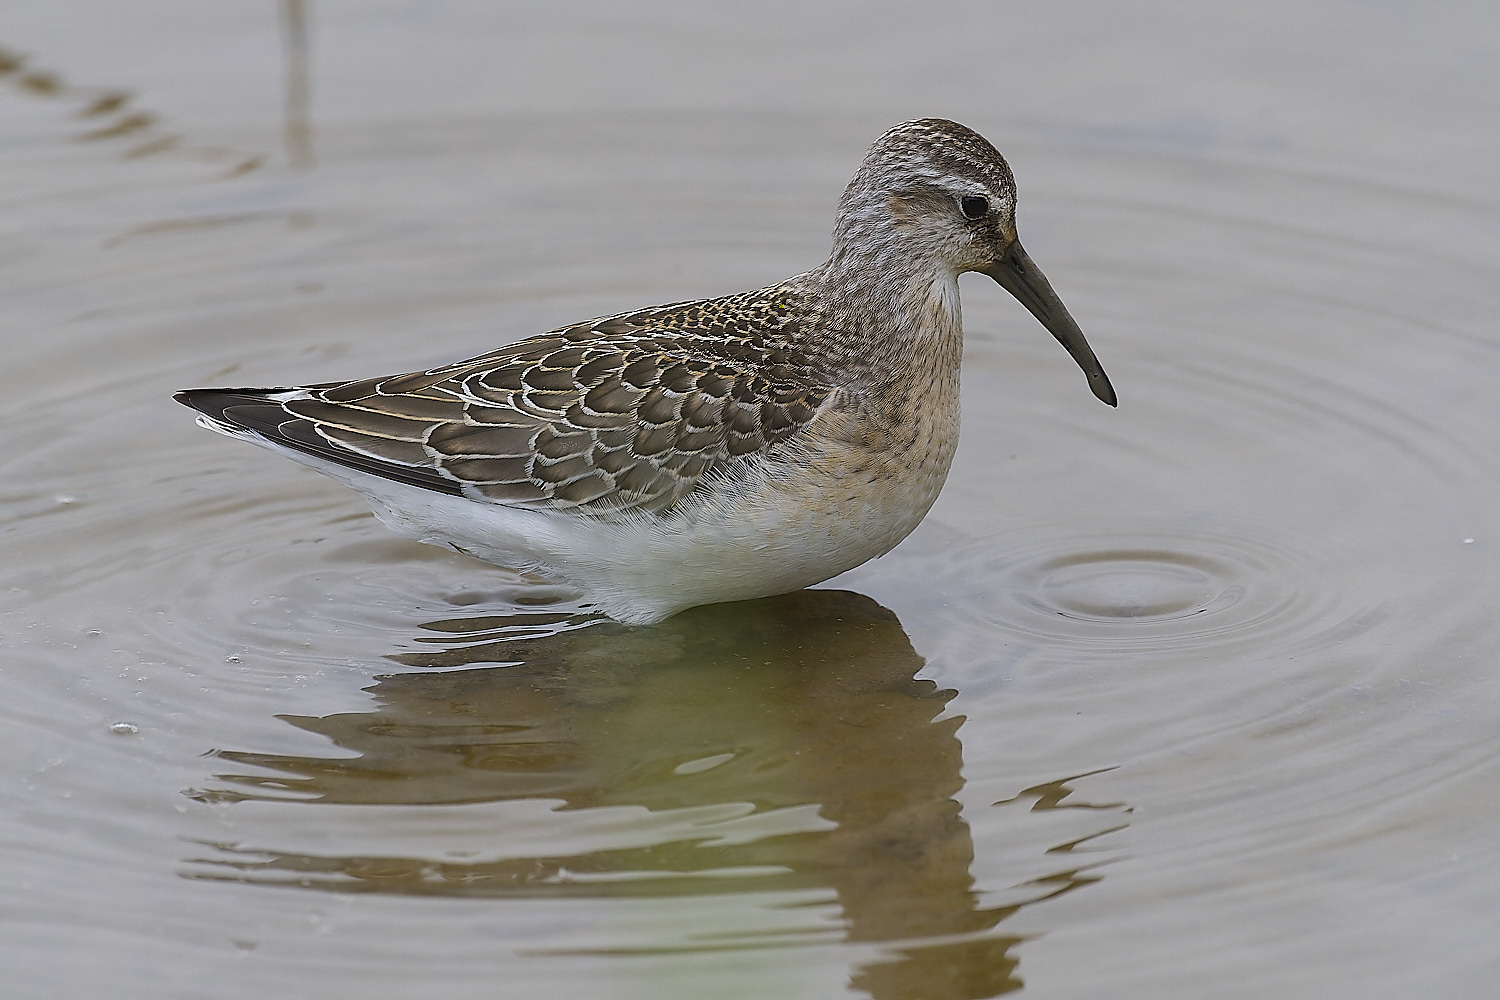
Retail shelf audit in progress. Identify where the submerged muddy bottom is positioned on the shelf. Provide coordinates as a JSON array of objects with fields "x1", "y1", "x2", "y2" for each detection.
[{"x1": 4, "y1": 5, "x2": 1500, "y2": 998}]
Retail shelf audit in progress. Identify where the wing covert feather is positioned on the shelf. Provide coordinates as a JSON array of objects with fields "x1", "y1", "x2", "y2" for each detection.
[{"x1": 278, "y1": 300, "x2": 834, "y2": 515}]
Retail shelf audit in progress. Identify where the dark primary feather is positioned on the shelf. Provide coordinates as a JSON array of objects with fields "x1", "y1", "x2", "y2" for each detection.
[
  {"x1": 175, "y1": 387, "x2": 467, "y2": 496},
  {"x1": 176, "y1": 288, "x2": 837, "y2": 516}
]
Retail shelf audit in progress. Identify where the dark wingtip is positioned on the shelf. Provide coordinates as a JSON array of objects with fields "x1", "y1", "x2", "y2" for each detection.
[
  {"x1": 173, "y1": 387, "x2": 292, "y2": 439},
  {"x1": 174, "y1": 387, "x2": 241, "y2": 419},
  {"x1": 175, "y1": 387, "x2": 290, "y2": 420},
  {"x1": 174, "y1": 385, "x2": 467, "y2": 497},
  {"x1": 174, "y1": 387, "x2": 215, "y2": 411}
]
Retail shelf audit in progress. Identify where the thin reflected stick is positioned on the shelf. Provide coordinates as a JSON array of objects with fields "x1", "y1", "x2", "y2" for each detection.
[{"x1": 280, "y1": 0, "x2": 314, "y2": 168}]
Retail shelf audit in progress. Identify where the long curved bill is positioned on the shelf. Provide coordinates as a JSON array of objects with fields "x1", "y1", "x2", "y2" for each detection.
[{"x1": 980, "y1": 241, "x2": 1117, "y2": 406}]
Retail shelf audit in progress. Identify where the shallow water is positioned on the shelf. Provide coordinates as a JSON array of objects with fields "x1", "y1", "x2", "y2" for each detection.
[{"x1": 4, "y1": 3, "x2": 1500, "y2": 997}]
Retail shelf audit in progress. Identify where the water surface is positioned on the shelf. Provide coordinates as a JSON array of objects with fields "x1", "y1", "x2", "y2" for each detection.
[{"x1": 3, "y1": 3, "x2": 1500, "y2": 997}]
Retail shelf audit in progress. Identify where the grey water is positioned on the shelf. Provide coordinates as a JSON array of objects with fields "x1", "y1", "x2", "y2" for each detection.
[{"x1": 3, "y1": 2, "x2": 1499, "y2": 997}]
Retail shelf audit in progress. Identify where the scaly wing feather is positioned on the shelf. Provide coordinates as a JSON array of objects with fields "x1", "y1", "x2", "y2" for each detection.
[{"x1": 177, "y1": 289, "x2": 836, "y2": 516}]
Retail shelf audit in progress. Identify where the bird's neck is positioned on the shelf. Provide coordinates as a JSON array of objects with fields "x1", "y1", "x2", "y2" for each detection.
[{"x1": 808, "y1": 239, "x2": 965, "y2": 389}]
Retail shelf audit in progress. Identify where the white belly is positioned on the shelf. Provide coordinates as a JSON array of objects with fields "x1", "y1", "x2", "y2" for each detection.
[{"x1": 346, "y1": 452, "x2": 948, "y2": 624}]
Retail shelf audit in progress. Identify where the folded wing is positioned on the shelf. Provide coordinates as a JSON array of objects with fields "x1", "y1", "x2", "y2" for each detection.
[{"x1": 177, "y1": 314, "x2": 833, "y2": 517}]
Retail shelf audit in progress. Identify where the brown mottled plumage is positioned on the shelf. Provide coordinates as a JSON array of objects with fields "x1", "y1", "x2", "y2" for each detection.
[{"x1": 177, "y1": 119, "x2": 1114, "y2": 624}]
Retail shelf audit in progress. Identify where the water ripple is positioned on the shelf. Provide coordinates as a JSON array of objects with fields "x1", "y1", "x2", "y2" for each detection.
[{"x1": 960, "y1": 521, "x2": 1363, "y2": 658}]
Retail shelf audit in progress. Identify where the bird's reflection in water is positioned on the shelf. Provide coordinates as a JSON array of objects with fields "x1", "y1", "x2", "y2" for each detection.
[{"x1": 188, "y1": 590, "x2": 1126, "y2": 1000}]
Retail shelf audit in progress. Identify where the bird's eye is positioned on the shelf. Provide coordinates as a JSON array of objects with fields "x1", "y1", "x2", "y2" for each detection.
[{"x1": 959, "y1": 195, "x2": 989, "y2": 220}]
